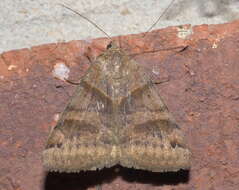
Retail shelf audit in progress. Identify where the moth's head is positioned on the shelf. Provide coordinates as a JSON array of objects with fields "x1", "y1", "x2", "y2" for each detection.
[
  {"x1": 106, "y1": 41, "x2": 121, "y2": 52},
  {"x1": 98, "y1": 40, "x2": 129, "y2": 77}
]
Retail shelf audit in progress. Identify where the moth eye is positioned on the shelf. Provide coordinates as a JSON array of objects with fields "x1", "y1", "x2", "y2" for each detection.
[{"x1": 106, "y1": 42, "x2": 112, "y2": 49}]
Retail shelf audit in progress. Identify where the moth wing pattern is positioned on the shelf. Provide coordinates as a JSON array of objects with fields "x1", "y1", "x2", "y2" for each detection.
[
  {"x1": 118, "y1": 58, "x2": 191, "y2": 172},
  {"x1": 43, "y1": 62, "x2": 118, "y2": 172},
  {"x1": 43, "y1": 42, "x2": 191, "y2": 173}
]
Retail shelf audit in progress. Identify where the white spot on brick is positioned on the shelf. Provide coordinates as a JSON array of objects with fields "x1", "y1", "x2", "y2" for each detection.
[
  {"x1": 177, "y1": 26, "x2": 193, "y2": 39},
  {"x1": 212, "y1": 39, "x2": 220, "y2": 49},
  {"x1": 52, "y1": 62, "x2": 70, "y2": 81},
  {"x1": 212, "y1": 42, "x2": 218, "y2": 48},
  {"x1": 8, "y1": 65, "x2": 17, "y2": 71},
  {"x1": 53, "y1": 114, "x2": 60, "y2": 122}
]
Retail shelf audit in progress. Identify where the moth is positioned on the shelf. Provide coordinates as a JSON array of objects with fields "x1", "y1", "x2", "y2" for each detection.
[
  {"x1": 42, "y1": 2, "x2": 191, "y2": 173},
  {"x1": 42, "y1": 41, "x2": 191, "y2": 172}
]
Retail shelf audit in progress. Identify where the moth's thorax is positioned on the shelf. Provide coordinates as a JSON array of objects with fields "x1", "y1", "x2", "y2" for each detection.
[
  {"x1": 96, "y1": 47, "x2": 134, "y2": 99},
  {"x1": 101, "y1": 49, "x2": 129, "y2": 79}
]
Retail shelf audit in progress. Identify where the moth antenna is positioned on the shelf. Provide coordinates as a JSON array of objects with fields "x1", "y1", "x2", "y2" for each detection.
[
  {"x1": 59, "y1": 3, "x2": 112, "y2": 41},
  {"x1": 128, "y1": 45, "x2": 187, "y2": 62},
  {"x1": 143, "y1": 0, "x2": 176, "y2": 38}
]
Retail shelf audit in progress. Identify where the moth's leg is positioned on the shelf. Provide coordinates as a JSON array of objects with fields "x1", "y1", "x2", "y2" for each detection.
[
  {"x1": 64, "y1": 78, "x2": 81, "y2": 85},
  {"x1": 152, "y1": 77, "x2": 170, "y2": 85}
]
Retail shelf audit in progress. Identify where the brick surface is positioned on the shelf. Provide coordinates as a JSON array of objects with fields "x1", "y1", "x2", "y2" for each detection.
[{"x1": 0, "y1": 20, "x2": 239, "y2": 190}]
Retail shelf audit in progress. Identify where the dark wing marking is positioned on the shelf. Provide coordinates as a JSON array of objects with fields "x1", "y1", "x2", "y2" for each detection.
[
  {"x1": 43, "y1": 66, "x2": 118, "y2": 172},
  {"x1": 118, "y1": 60, "x2": 191, "y2": 172}
]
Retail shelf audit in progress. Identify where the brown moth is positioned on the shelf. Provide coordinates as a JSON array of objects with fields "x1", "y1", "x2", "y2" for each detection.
[
  {"x1": 43, "y1": 1, "x2": 191, "y2": 173},
  {"x1": 43, "y1": 40, "x2": 191, "y2": 172}
]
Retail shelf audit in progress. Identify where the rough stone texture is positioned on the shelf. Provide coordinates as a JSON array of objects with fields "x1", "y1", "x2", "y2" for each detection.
[
  {"x1": 1, "y1": 0, "x2": 239, "y2": 53},
  {"x1": 0, "y1": 20, "x2": 239, "y2": 190}
]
